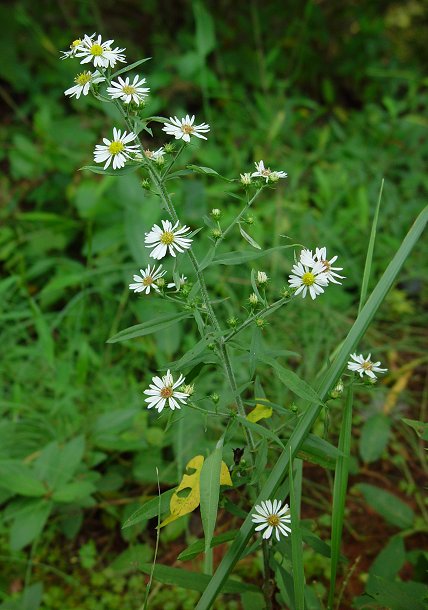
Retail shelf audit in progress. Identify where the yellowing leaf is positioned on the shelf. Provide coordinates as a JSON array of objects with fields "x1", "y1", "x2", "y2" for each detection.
[
  {"x1": 246, "y1": 403, "x2": 273, "y2": 423},
  {"x1": 159, "y1": 455, "x2": 232, "y2": 528},
  {"x1": 220, "y1": 461, "x2": 233, "y2": 486}
]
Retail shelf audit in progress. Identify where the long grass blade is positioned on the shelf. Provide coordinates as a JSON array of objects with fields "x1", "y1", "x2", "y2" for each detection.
[
  {"x1": 359, "y1": 179, "x2": 384, "y2": 314},
  {"x1": 327, "y1": 386, "x2": 353, "y2": 610},
  {"x1": 289, "y1": 452, "x2": 305, "y2": 610},
  {"x1": 195, "y1": 206, "x2": 428, "y2": 609}
]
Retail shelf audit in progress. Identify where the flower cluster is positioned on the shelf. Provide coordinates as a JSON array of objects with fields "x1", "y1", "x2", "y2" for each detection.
[{"x1": 288, "y1": 247, "x2": 344, "y2": 300}]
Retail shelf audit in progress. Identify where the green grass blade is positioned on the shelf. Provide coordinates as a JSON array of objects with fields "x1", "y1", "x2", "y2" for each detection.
[
  {"x1": 359, "y1": 179, "x2": 384, "y2": 314},
  {"x1": 195, "y1": 206, "x2": 428, "y2": 610},
  {"x1": 327, "y1": 387, "x2": 353, "y2": 610},
  {"x1": 289, "y1": 452, "x2": 305, "y2": 610},
  {"x1": 200, "y1": 438, "x2": 224, "y2": 574}
]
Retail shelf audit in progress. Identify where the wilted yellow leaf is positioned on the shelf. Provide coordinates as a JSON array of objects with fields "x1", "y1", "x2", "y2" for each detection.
[
  {"x1": 159, "y1": 455, "x2": 232, "y2": 528},
  {"x1": 246, "y1": 403, "x2": 273, "y2": 423}
]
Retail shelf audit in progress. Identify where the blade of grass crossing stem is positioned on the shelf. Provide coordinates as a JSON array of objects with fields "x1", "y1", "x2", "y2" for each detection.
[
  {"x1": 289, "y1": 452, "x2": 305, "y2": 610},
  {"x1": 200, "y1": 437, "x2": 224, "y2": 574},
  {"x1": 328, "y1": 387, "x2": 353, "y2": 610},
  {"x1": 142, "y1": 468, "x2": 161, "y2": 610},
  {"x1": 359, "y1": 179, "x2": 384, "y2": 314},
  {"x1": 195, "y1": 207, "x2": 428, "y2": 610}
]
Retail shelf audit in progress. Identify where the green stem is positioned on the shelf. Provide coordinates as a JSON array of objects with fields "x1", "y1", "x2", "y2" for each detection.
[
  {"x1": 217, "y1": 187, "x2": 264, "y2": 246},
  {"x1": 224, "y1": 297, "x2": 288, "y2": 343}
]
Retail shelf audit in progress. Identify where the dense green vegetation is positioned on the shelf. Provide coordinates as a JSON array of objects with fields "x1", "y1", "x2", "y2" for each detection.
[{"x1": 1, "y1": 1, "x2": 427, "y2": 608}]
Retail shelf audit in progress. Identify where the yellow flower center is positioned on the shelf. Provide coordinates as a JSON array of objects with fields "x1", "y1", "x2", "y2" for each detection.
[
  {"x1": 108, "y1": 141, "x2": 125, "y2": 155},
  {"x1": 362, "y1": 361, "x2": 373, "y2": 371},
  {"x1": 144, "y1": 149, "x2": 153, "y2": 158},
  {"x1": 160, "y1": 387, "x2": 173, "y2": 399},
  {"x1": 302, "y1": 272, "x2": 315, "y2": 286},
  {"x1": 182, "y1": 124, "x2": 194, "y2": 135},
  {"x1": 267, "y1": 515, "x2": 280, "y2": 527},
  {"x1": 90, "y1": 44, "x2": 104, "y2": 56},
  {"x1": 160, "y1": 231, "x2": 175, "y2": 245},
  {"x1": 75, "y1": 72, "x2": 92, "y2": 86},
  {"x1": 143, "y1": 276, "x2": 153, "y2": 286},
  {"x1": 71, "y1": 39, "x2": 81, "y2": 49},
  {"x1": 122, "y1": 85, "x2": 136, "y2": 95},
  {"x1": 262, "y1": 168, "x2": 271, "y2": 176}
]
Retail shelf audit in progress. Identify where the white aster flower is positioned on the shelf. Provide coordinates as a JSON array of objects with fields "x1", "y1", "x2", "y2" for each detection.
[
  {"x1": 129, "y1": 264, "x2": 166, "y2": 294},
  {"x1": 167, "y1": 275, "x2": 187, "y2": 289},
  {"x1": 60, "y1": 35, "x2": 93, "y2": 60},
  {"x1": 301, "y1": 247, "x2": 345, "y2": 284},
  {"x1": 94, "y1": 127, "x2": 140, "y2": 170},
  {"x1": 145, "y1": 220, "x2": 192, "y2": 260},
  {"x1": 251, "y1": 499, "x2": 291, "y2": 541},
  {"x1": 106, "y1": 75, "x2": 150, "y2": 105},
  {"x1": 288, "y1": 259, "x2": 328, "y2": 300},
  {"x1": 240, "y1": 173, "x2": 252, "y2": 185},
  {"x1": 347, "y1": 354, "x2": 388, "y2": 379},
  {"x1": 251, "y1": 160, "x2": 287, "y2": 183},
  {"x1": 162, "y1": 114, "x2": 210, "y2": 142},
  {"x1": 64, "y1": 70, "x2": 105, "y2": 99},
  {"x1": 75, "y1": 33, "x2": 126, "y2": 68},
  {"x1": 144, "y1": 370, "x2": 189, "y2": 412}
]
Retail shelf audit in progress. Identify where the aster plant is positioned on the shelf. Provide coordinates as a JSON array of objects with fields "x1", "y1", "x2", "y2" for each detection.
[{"x1": 60, "y1": 33, "x2": 427, "y2": 610}]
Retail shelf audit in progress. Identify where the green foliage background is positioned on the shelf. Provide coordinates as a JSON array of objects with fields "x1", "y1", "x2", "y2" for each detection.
[{"x1": 0, "y1": 1, "x2": 427, "y2": 608}]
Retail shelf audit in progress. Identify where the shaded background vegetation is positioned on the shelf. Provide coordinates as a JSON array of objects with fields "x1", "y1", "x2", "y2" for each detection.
[{"x1": 1, "y1": 1, "x2": 427, "y2": 608}]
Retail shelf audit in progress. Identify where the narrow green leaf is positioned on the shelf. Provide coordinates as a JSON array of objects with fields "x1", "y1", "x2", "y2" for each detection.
[
  {"x1": 138, "y1": 564, "x2": 259, "y2": 594},
  {"x1": 401, "y1": 418, "x2": 428, "y2": 440},
  {"x1": 328, "y1": 386, "x2": 353, "y2": 610},
  {"x1": 299, "y1": 434, "x2": 343, "y2": 469},
  {"x1": 289, "y1": 453, "x2": 305, "y2": 610},
  {"x1": 195, "y1": 206, "x2": 428, "y2": 609},
  {"x1": 107, "y1": 312, "x2": 192, "y2": 343},
  {"x1": 359, "y1": 413, "x2": 391, "y2": 463},
  {"x1": 80, "y1": 164, "x2": 141, "y2": 176},
  {"x1": 355, "y1": 483, "x2": 414, "y2": 529},
  {"x1": 122, "y1": 490, "x2": 175, "y2": 528},
  {"x1": 359, "y1": 179, "x2": 384, "y2": 313},
  {"x1": 178, "y1": 530, "x2": 238, "y2": 561},
  {"x1": 110, "y1": 57, "x2": 151, "y2": 79},
  {"x1": 237, "y1": 416, "x2": 285, "y2": 449},
  {"x1": 239, "y1": 225, "x2": 262, "y2": 250},
  {"x1": 200, "y1": 438, "x2": 224, "y2": 574},
  {"x1": 186, "y1": 165, "x2": 230, "y2": 181},
  {"x1": 207, "y1": 245, "x2": 296, "y2": 268},
  {"x1": 263, "y1": 357, "x2": 323, "y2": 405}
]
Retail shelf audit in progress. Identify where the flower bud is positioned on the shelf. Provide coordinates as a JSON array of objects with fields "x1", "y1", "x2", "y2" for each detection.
[
  {"x1": 156, "y1": 277, "x2": 166, "y2": 289},
  {"x1": 210, "y1": 392, "x2": 220, "y2": 404},
  {"x1": 240, "y1": 173, "x2": 251, "y2": 186},
  {"x1": 181, "y1": 384, "x2": 195, "y2": 396},
  {"x1": 141, "y1": 179, "x2": 151, "y2": 190},
  {"x1": 256, "y1": 271, "x2": 269, "y2": 285},
  {"x1": 211, "y1": 228, "x2": 222, "y2": 240},
  {"x1": 227, "y1": 316, "x2": 239, "y2": 328},
  {"x1": 245, "y1": 214, "x2": 255, "y2": 225},
  {"x1": 164, "y1": 142, "x2": 175, "y2": 154},
  {"x1": 211, "y1": 208, "x2": 221, "y2": 219},
  {"x1": 255, "y1": 318, "x2": 266, "y2": 328},
  {"x1": 280, "y1": 287, "x2": 290, "y2": 298},
  {"x1": 248, "y1": 293, "x2": 258, "y2": 306},
  {"x1": 329, "y1": 379, "x2": 344, "y2": 399}
]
